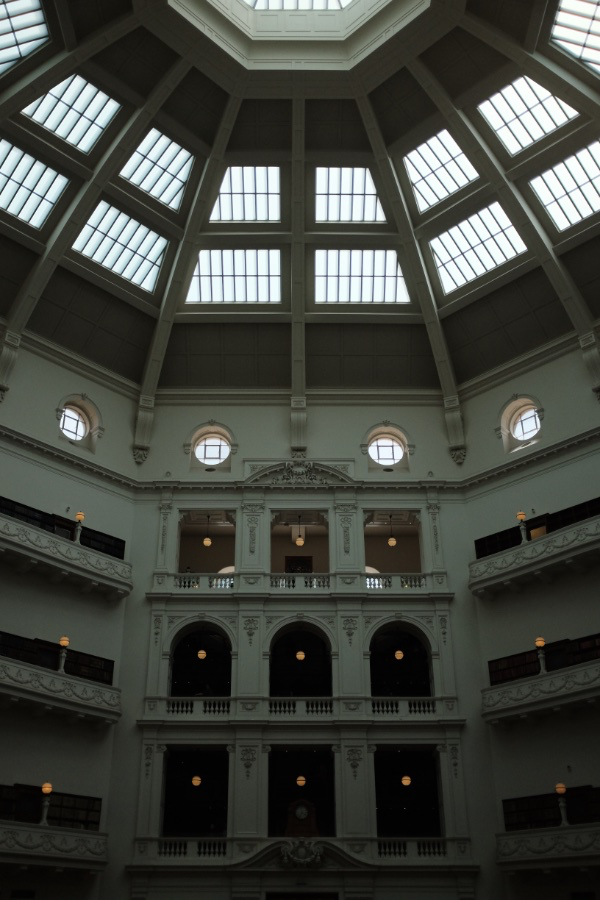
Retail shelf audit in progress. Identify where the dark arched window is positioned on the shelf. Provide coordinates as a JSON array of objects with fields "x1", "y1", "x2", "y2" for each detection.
[
  {"x1": 370, "y1": 626, "x2": 431, "y2": 697},
  {"x1": 170, "y1": 627, "x2": 231, "y2": 697},
  {"x1": 270, "y1": 628, "x2": 332, "y2": 697}
]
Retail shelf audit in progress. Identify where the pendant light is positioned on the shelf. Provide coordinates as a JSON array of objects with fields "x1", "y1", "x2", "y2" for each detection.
[
  {"x1": 295, "y1": 516, "x2": 304, "y2": 547},
  {"x1": 203, "y1": 515, "x2": 212, "y2": 548},
  {"x1": 388, "y1": 515, "x2": 396, "y2": 547}
]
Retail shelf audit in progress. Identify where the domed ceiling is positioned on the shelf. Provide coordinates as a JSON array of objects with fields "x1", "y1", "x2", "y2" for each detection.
[{"x1": 0, "y1": 0, "x2": 600, "y2": 461}]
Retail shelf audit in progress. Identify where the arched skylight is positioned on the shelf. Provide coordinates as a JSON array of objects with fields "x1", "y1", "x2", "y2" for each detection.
[
  {"x1": 551, "y1": 0, "x2": 600, "y2": 73},
  {"x1": 315, "y1": 167, "x2": 385, "y2": 222},
  {"x1": 0, "y1": 139, "x2": 68, "y2": 228},
  {"x1": 403, "y1": 130, "x2": 478, "y2": 213},
  {"x1": 22, "y1": 75, "x2": 121, "y2": 153},
  {"x1": 187, "y1": 249, "x2": 281, "y2": 303},
  {"x1": 120, "y1": 129, "x2": 194, "y2": 211},
  {"x1": 0, "y1": 0, "x2": 49, "y2": 76},
  {"x1": 210, "y1": 167, "x2": 280, "y2": 221},
  {"x1": 72, "y1": 201, "x2": 168, "y2": 292},
  {"x1": 430, "y1": 203, "x2": 527, "y2": 294},
  {"x1": 530, "y1": 140, "x2": 600, "y2": 230},
  {"x1": 478, "y1": 76, "x2": 579, "y2": 155},
  {"x1": 314, "y1": 249, "x2": 409, "y2": 303}
]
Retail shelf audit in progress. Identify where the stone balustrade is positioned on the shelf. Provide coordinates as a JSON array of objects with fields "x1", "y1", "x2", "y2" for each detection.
[
  {"x1": 0, "y1": 820, "x2": 108, "y2": 870},
  {"x1": 151, "y1": 571, "x2": 448, "y2": 595},
  {"x1": 469, "y1": 514, "x2": 600, "y2": 597},
  {"x1": 0, "y1": 512, "x2": 132, "y2": 599},
  {"x1": 481, "y1": 658, "x2": 600, "y2": 724},
  {"x1": 0, "y1": 657, "x2": 121, "y2": 724}
]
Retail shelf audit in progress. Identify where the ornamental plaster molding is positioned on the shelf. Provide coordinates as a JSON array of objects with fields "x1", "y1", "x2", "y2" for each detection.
[
  {"x1": 280, "y1": 839, "x2": 324, "y2": 868},
  {"x1": 246, "y1": 460, "x2": 353, "y2": 487},
  {"x1": 482, "y1": 662, "x2": 600, "y2": 717},
  {"x1": 497, "y1": 824, "x2": 600, "y2": 864},
  {"x1": 0, "y1": 823, "x2": 108, "y2": 862},
  {"x1": 0, "y1": 660, "x2": 121, "y2": 717},
  {"x1": 0, "y1": 513, "x2": 132, "y2": 595}
]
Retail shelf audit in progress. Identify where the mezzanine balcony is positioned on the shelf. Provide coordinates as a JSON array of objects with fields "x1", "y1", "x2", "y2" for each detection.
[
  {"x1": 468, "y1": 513, "x2": 600, "y2": 597},
  {"x1": 0, "y1": 820, "x2": 108, "y2": 870},
  {"x1": 0, "y1": 511, "x2": 132, "y2": 599},
  {"x1": 132, "y1": 835, "x2": 472, "y2": 869},
  {"x1": 496, "y1": 823, "x2": 600, "y2": 871},
  {"x1": 139, "y1": 694, "x2": 461, "y2": 725},
  {"x1": 150, "y1": 570, "x2": 448, "y2": 596}
]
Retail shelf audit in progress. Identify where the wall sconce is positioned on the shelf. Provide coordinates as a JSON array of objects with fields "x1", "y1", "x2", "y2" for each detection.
[
  {"x1": 296, "y1": 775, "x2": 306, "y2": 787},
  {"x1": 197, "y1": 649, "x2": 207, "y2": 660},
  {"x1": 203, "y1": 515, "x2": 212, "y2": 548},
  {"x1": 40, "y1": 783, "x2": 52, "y2": 826},
  {"x1": 295, "y1": 517, "x2": 305, "y2": 547},
  {"x1": 296, "y1": 651, "x2": 305, "y2": 661},
  {"x1": 192, "y1": 775, "x2": 202, "y2": 787},
  {"x1": 388, "y1": 515, "x2": 396, "y2": 548},
  {"x1": 401, "y1": 775, "x2": 411, "y2": 787}
]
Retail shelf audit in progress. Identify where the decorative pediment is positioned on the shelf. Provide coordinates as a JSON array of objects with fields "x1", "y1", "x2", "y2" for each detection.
[
  {"x1": 234, "y1": 838, "x2": 366, "y2": 871},
  {"x1": 246, "y1": 460, "x2": 353, "y2": 487}
]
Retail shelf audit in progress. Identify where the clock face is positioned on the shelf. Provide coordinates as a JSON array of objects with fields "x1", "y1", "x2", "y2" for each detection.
[{"x1": 295, "y1": 804, "x2": 309, "y2": 820}]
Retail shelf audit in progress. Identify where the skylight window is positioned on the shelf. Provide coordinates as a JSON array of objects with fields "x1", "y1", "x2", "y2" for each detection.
[
  {"x1": 529, "y1": 140, "x2": 600, "y2": 230},
  {"x1": 72, "y1": 201, "x2": 167, "y2": 292},
  {"x1": 429, "y1": 202, "x2": 527, "y2": 294},
  {"x1": 551, "y1": 0, "x2": 600, "y2": 74},
  {"x1": 403, "y1": 130, "x2": 478, "y2": 213},
  {"x1": 0, "y1": 1, "x2": 49, "y2": 76},
  {"x1": 315, "y1": 249, "x2": 409, "y2": 304},
  {"x1": 315, "y1": 167, "x2": 385, "y2": 222},
  {"x1": 210, "y1": 167, "x2": 280, "y2": 221},
  {"x1": 186, "y1": 249, "x2": 281, "y2": 303},
  {"x1": 22, "y1": 74, "x2": 121, "y2": 153},
  {"x1": 478, "y1": 77, "x2": 579, "y2": 155},
  {"x1": 120, "y1": 129, "x2": 194, "y2": 211},
  {"x1": 243, "y1": 0, "x2": 352, "y2": 8},
  {"x1": 0, "y1": 139, "x2": 68, "y2": 228}
]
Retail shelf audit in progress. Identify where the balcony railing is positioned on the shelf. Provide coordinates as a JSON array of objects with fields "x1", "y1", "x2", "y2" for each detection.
[
  {"x1": 0, "y1": 820, "x2": 107, "y2": 870},
  {"x1": 468, "y1": 514, "x2": 600, "y2": 597},
  {"x1": 151, "y1": 571, "x2": 447, "y2": 595},
  {"x1": 0, "y1": 511, "x2": 132, "y2": 599},
  {"x1": 481, "y1": 657, "x2": 600, "y2": 723},
  {"x1": 141, "y1": 695, "x2": 461, "y2": 724},
  {"x1": 132, "y1": 835, "x2": 472, "y2": 867},
  {"x1": 0, "y1": 657, "x2": 121, "y2": 724},
  {"x1": 496, "y1": 823, "x2": 600, "y2": 870}
]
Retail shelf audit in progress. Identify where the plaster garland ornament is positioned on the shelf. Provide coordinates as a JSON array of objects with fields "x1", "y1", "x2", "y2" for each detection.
[
  {"x1": 497, "y1": 826, "x2": 600, "y2": 860},
  {"x1": 449, "y1": 446, "x2": 467, "y2": 464},
  {"x1": 342, "y1": 617, "x2": 358, "y2": 645},
  {"x1": 482, "y1": 664, "x2": 600, "y2": 711},
  {"x1": 247, "y1": 516, "x2": 258, "y2": 554},
  {"x1": 246, "y1": 460, "x2": 353, "y2": 487},
  {"x1": 0, "y1": 662, "x2": 121, "y2": 711},
  {"x1": 340, "y1": 515, "x2": 352, "y2": 554},
  {"x1": 450, "y1": 745, "x2": 459, "y2": 778},
  {"x1": 439, "y1": 616, "x2": 448, "y2": 644},
  {"x1": 243, "y1": 618, "x2": 259, "y2": 645},
  {"x1": 144, "y1": 746, "x2": 153, "y2": 779},
  {"x1": 0, "y1": 825, "x2": 107, "y2": 858},
  {"x1": 280, "y1": 839, "x2": 324, "y2": 868},
  {"x1": 153, "y1": 616, "x2": 162, "y2": 646},
  {"x1": 427, "y1": 502, "x2": 440, "y2": 553},
  {"x1": 159, "y1": 502, "x2": 172, "y2": 554},
  {"x1": 240, "y1": 746, "x2": 257, "y2": 777},
  {"x1": 346, "y1": 747, "x2": 363, "y2": 778}
]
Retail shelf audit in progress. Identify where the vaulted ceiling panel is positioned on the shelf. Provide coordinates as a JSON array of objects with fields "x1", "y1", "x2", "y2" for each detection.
[
  {"x1": 465, "y1": 0, "x2": 532, "y2": 43},
  {"x1": 228, "y1": 100, "x2": 292, "y2": 152},
  {"x1": 0, "y1": 235, "x2": 39, "y2": 318},
  {"x1": 420, "y1": 28, "x2": 511, "y2": 102},
  {"x1": 161, "y1": 69, "x2": 230, "y2": 148},
  {"x1": 67, "y1": 0, "x2": 133, "y2": 42},
  {"x1": 305, "y1": 100, "x2": 370, "y2": 152},
  {"x1": 368, "y1": 69, "x2": 438, "y2": 147},
  {"x1": 90, "y1": 28, "x2": 179, "y2": 99},
  {"x1": 561, "y1": 236, "x2": 600, "y2": 320}
]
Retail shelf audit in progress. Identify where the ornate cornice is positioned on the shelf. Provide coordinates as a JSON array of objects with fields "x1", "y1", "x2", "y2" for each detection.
[
  {"x1": 0, "y1": 512, "x2": 132, "y2": 598},
  {"x1": 469, "y1": 515, "x2": 600, "y2": 597},
  {"x1": 0, "y1": 659, "x2": 121, "y2": 723},
  {"x1": 0, "y1": 822, "x2": 108, "y2": 868},
  {"x1": 497, "y1": 824, "x2": 600, "y2": 868},
  {"x1": 245, "y1": 460, "x2": 353, "y2": 487},
  {"x1": 482, "y1": 660, "x2": 600, "y2": 723}
]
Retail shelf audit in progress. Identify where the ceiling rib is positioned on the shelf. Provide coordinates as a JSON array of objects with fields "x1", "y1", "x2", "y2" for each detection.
[
  {"x1": 0, "y1": 12, "x2": 139, "y2": 124},
  {"x1": 353, "y1": 87, "x2": 467, "y2": 464},
  {"x1": 133, "y1": 90, "x2": 245, "y2": 463},
  {"x1": 0, "y1": 59, "x2": 192, "y2": 399}
]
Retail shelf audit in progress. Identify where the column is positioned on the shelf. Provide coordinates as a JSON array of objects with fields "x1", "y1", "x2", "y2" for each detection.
[{"x1": 238, "y1": 499, "x2": 266, "y2": 574}]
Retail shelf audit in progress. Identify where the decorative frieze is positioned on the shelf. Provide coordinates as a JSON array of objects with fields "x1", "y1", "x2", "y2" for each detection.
[
  {"x1": 0, "y1": 822, "x2": 108, "y2": 868},
  {"x1": 482, "y1": 660, "x2": 600, "y2": 723},
  {"x1": 497, "y1": 823, "x2": 600, "y2": 869}
]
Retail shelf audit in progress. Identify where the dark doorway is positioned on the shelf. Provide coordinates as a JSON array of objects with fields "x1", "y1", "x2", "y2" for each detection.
[
  {"x1": 374, "y1": 747, "x2": 442, "y2": 837},
  {"x1": 370, "y1": 627, "x2": 431, "y2": 696},
  {"x1": 270, "y1": 629, "x2": 332, "y2": 697},
  {"x1": 162, "y1": 747, "x2": 228, "y2": 837},
  {"x1": 170, "y1": 628, "x2": 231, "y2": 697},
  {"x1": 268, "y1": 747, "x2": 335, "y2": 837}
]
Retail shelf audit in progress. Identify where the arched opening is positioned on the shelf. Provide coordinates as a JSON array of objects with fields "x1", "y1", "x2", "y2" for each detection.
[
  {"x1": 270, "y1": 627, "x2": 332, "y2": 697},
  {"x1": 369, "y1": 625, "x2": 432, "y2": 697},
  {"x1": 374, "y1": 747, "x2": 442, "y2": 837},
  {"x1": 170, "y1": 627, "x2": 232, "y2": 697}
]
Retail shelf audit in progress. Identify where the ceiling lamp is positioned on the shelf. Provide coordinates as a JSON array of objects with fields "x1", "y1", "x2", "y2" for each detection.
[
  {"x1": 296, "y1": 775, "x2": 306, "y2": 787},
  {"x1": 296, "y1": 651, "x2": 305, "y2": 661},
  {"x1": 401, "y1": 775, "x2": 411, "y2": 787},
  {"x1": 192, "y1": 775, "x2": 202, "y2": 787},
  {"x1": 203, "y1": 515, "x2": 212, "y2": 547},
  {"x1": 394, "y1": 650, "x2": 404, "y2": 660},
  {"x1": 388, "y1": 515, "x2": 396, "y2": 547},
  {"x1": 295, "y1": 516, "x2": 305, "y2": 547},
  {"x1": 197, "y1": 649, "x2": 207, "y2": 660}
]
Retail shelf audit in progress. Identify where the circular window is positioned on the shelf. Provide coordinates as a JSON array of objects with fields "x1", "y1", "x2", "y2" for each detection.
[
  {"x1": 59, "y1": 406, "x2": 89, "y2": 441},
  {"x1": 194, "y1": 434, "x2": 231, "y2": 465},
  {"x1": 368, "y1": 435, "x2": 404, "y2": 466},
  {"x1": 510, "y1": 406, "x2": 540, "y2": 442}
]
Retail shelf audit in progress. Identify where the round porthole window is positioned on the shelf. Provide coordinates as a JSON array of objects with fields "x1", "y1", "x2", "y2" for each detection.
[
  {"x1": 510, "y1": 406, "x2": 541, "y2": 442},
  {"x1": 194, "y1": 434, "x2": 231, "y2": 465},
  {"x1": 59, "y1": 406, "x2": 89, "y2": 441},
  {"x1": 368, "y1": 435, "x2": 404, "y2": 466}
]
